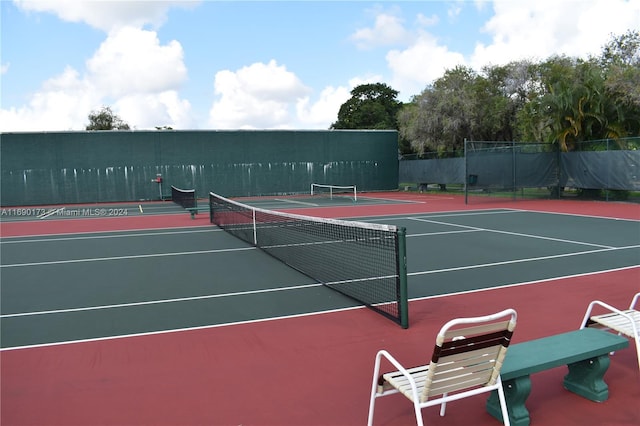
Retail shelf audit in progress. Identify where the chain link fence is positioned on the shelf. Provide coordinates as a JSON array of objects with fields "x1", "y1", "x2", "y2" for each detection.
[{"x1": 399, "y1": 137, "x2": 640, "y2": 203}]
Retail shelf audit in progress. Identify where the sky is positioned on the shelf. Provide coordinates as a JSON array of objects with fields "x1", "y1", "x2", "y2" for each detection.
[{"x1": 1, "y1": 0, "x2": 639, "y2": 132}]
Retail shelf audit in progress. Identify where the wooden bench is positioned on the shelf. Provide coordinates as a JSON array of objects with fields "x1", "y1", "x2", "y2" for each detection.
[
  {"x1": 486, "y1": 328, "x2": 629, "y2": 426},
  {"x1": 185, "y1": 207, "x2": 209, "y2": 219}
]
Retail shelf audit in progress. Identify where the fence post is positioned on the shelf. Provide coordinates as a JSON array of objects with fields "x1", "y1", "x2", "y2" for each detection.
[{"x1": 464, "y1": 138, "x2": 468, "y2": 204}]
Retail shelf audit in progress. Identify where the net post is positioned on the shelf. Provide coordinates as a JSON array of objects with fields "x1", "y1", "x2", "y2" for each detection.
[
  {"x1": 252, "y1": 209, "x2": 258, "y2": 245},
  {"x1": 397, "y1": 226, "x2": 409, "y2": 329},
  {"x1": 209, "y1": 193, "x2": 214, "y2": 223}
]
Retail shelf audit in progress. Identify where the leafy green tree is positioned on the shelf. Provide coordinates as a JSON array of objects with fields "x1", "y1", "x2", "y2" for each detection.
[
  {"x1": 331, "y1": 83, "x2": 403, "y2": 130},
  {"x1": 600, "y1": 30, "x2": 640, "y2": 66},
  {"x1": 86, "y1": 106, "x2": 131, "y2": 130},
  {"x1": 599, "y1": 30, "x2": 640, "y2": 139},
  {"x1": 540, "y1": 57, "x2": 600, "y2": 151},
  {"x1": 481, "y1": 61, "x2": 539, "y2": 141},
  {"x1": 519, "y1": 45, "x2": 639, "y2": 151},
  {"x1": 398, "y1": 66, "x2": 473, "y2": 157},
  {"x1": 400, "y1": 32, "x2": 639, "y2": 157},
  {"x1": 398, "y1": 65, "x2": 523, "y2": 157}
]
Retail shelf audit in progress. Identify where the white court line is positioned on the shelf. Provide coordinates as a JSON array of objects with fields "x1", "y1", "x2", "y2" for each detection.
[
  {"x1": 506, "y1": 207, "x2": 640, "y2": 223},
  {"x1": 408, "y1": 244, "x2": 640, "y2": 277},
  {"x1": 407, "y1": 216, "x2": 616, "y2": 249},
  {"x1": 409, "y1": 210, "x2": 517, "y2": 218},
  {"x1": 408, "y1": 229, "x2": 481, "y2": 237},
  {"x1": 274, "y1": 198, "x2": 319, "y2": 207},
  {"x1": 0, "y1": 246, "x2": 255, "y2": 268},
  {"x1": 358, "y1": 196, "x2": 429, "y2": 203},
  {"x1": 0, "y1": 273, "x2": 395, "y2": 319},
  {"x1": 2, "y1": 208, "x2": 637, "y2": 350},
  {"x1": 409, "y1": 265, "x2": 640, "y2": 302},
  {"x1": 0, "y1": 283, "x2": 325, "y2": 319},
  {"x1": 0, "y1": 224, "x2": 215, "y2": 240},
  {"x1": 0, "y1": 228, "x2": 220, "y2": 244},
  {"x1": 0, "y1": 305, "x2": 364, "y2": 352},
  {"x1": 5, "y1": 244, "x2": 637, "y2": 318},
  {"x1": 359, "y1": 209, "x2": 517, "y2": 222},
  {"x1": 2, "y1": 265, "x2": 637, "y2": 352}
]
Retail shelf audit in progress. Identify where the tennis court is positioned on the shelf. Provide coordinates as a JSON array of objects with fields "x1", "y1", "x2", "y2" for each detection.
[{"x1": 1, "y1": 192, "x2": 639, "y2": 425}]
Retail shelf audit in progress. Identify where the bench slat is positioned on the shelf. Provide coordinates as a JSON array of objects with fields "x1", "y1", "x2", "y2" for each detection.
[{"x1": 500, "y1": 328, "x2": 628, "y2": 381}]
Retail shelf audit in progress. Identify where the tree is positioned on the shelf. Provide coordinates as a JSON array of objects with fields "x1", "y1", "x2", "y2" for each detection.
[
  {"x1": 397, "y1": 65, "x2": 522, "y2": 157},
  {"x1": 518, "y1": 46, "x2": 639, "y2": 151},
  {"x1": 399, "y1": 31, "x2": 639, "y2": 158},
  {"x1": 599, "y1": 30, "x2": 640, "y2": 137},
  {"x1": 398, "y1": 66, "x2": 474, "y2": 157},
  {"x1": 86, "y1": 106, "x2": 131, "y2": 130},
  {"x1": 331, "y1": 83, "x2": 403, "y2": 130}
]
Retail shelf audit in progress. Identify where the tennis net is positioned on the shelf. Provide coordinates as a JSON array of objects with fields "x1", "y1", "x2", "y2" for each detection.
[
  {"x1": 171, "y1": 186, "x2": 197, "y2": 209},
  {"x1": 311, "y1": 183, "x2": 357, "y2": 201},
  {"x1": 209, "y1": 192, "x2": 408, "y2": 327}
]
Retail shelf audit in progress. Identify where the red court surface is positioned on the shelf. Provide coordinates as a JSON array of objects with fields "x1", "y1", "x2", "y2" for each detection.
[
  {"x1": 1, "y1": 193, "x2": 639, "y2": 425},
  {"x1": 2, "y1": 270, "x2": 638, "y2": 425},
  {"x1": 3, "y1": 193, "x2": 639, "y2": 238}
]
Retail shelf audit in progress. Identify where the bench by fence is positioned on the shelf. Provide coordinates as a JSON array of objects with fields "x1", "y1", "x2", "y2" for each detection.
[
  {"x1": 486, "y1": 328, "x2": 629, "y2": 426},
  {"x1": 185, "y1": 207, "x2": 209, "y2": 219}
]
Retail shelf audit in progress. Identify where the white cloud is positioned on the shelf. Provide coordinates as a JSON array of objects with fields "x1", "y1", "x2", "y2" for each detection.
[
  {"x1": 471, "y1": 0, "x2": 640, "y2": 68},
  {"x1": 2, "y1": 2, "x2": 195, "y2": 132},
  {"x1": 296, "y1": 75, "x2": 384, "y2": 128},
  {"x1": 86, "y1": 27, "x2": 187, "y2": 98},
  {"x1": 296, "y1": 86, "x2": 350, "y2": 128},
  {"x1": 415, "y1": 13, "x2": 438, "y2": 27},
  {"x1": 0, "y1": 26, "x2": 192, "y2": 132},
  {"x1": 207, "y1": 62, "x2": 384, "y2": 129},
  {"x1": 208, "y1": 60, "x2": 312, "y2": 129},
  {"x1": 7, "y1": 0, "x2": 638, "y2": 132},
  {"x1": 386, "y1": 33, "x2": 466, "y2": 100},
  {"x1": 351, "y1": 13, "x2": 411, "y2": 50},
  {"x1": 14, "y1": 0, "x2": 199, "y2": 32},
  {"x1": 447, "y1": 3, "x2": 463, "y2": 20},
  {"x1": 0, "y1": 67, "x2": 99, "y2": 131},
  {"x1": 349, "y1": 8, "x2": 464, "y2": 100},
  {"x1": 473, "y1": 0, "x2": 491, "y2": 12},
  {"x1": 347, "y1": 74, "x2": 385, "y2": 89},
  {"x1": 365, "y1": 0, "x2": 639, "y2": 102},
  {"x1": 115, "y1": 91, "x2": 193, "y2": 129}
]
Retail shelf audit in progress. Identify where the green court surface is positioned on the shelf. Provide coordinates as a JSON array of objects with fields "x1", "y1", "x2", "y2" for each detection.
[
  {"x1": 1, "y1": 208, "x2": 638, "y2": 349},
  {"x1": 242, "y1": 193, "x2": 417, "y2": 210}
]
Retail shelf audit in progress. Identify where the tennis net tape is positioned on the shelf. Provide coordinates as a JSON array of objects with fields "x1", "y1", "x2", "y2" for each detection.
[
  {"x1": 171, "y1": 186, "x2": 197, "y2": 209},
  {"x1": 209, "y1": 192, "x2": 408, "y2": 327}
]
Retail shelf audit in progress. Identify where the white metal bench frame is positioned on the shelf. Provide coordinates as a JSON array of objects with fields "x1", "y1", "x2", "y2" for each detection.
[
  {"x1": 368, "y1": 309, "x2": 517, "y2": 426},
  {"x1": 580, "y1": 292, "x2": 640, "y2": 373}
]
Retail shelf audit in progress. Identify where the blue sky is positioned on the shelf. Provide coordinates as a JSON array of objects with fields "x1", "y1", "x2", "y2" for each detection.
[{"x1": 1, "y1": 0, "x2": 639, "y2": 131}]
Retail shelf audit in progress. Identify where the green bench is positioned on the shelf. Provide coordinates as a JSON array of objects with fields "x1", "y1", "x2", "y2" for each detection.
[
  {"x1": 486, "y1": 328, "x2": 629, "y2": 425},
  {"x1": 185, "y1": 207, "x2": 209, "y2": 219}
]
